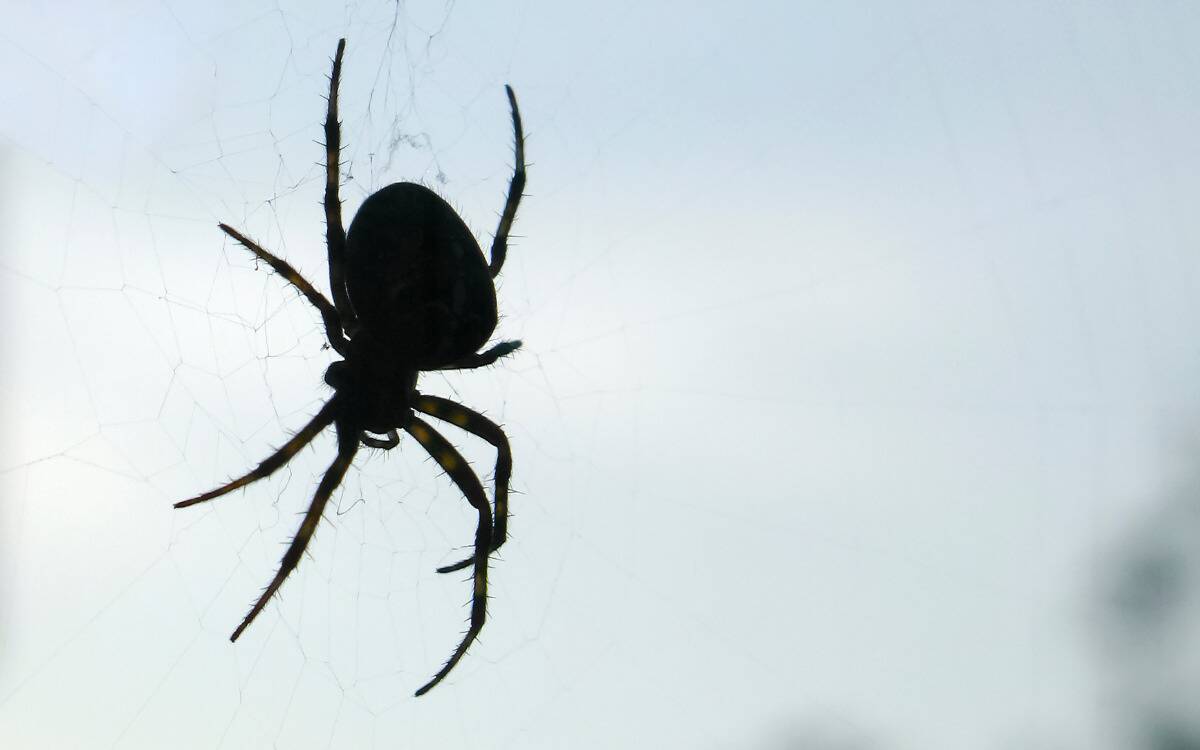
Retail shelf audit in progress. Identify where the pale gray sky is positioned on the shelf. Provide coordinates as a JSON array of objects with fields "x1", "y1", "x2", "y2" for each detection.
[{"x1": 2, "y1": 1, "x2": 1199, "y2": 748}]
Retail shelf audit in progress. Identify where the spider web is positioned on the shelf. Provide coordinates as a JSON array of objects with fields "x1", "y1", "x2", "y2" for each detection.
[{"x1": 3, "y1": 1, "x2": 1200, "y2": 749}]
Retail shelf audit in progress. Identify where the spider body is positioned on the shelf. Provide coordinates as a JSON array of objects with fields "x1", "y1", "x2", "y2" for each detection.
[
  {"x1": 322, "y1": 350, "x2": 417, "y2": 436},
  {"x1": 344, "y1": 182, "x2": 498, "y2": 368},
  {"x1": 176, "y1": 39, "x2": 525, "y2": 697}
]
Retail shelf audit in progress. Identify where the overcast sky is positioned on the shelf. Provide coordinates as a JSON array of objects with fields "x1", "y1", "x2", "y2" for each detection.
[{"x1": 2, "y1": 1, "x2": 1199, "y2": 748}]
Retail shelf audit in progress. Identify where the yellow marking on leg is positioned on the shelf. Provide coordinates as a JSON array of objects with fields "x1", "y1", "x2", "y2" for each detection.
[
  {"x1": 409, "y1": 424, "x2": 430, "y2": 442},
  {"x1": 440, "y1": 452, "x2": 459, "y2": 471},
  {"x1": 449, "y1": 413, "x2": 469, "y2": 427}
]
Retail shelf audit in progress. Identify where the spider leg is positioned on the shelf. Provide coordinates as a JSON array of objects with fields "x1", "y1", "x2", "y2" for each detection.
[
  {"x1": 360, "y1": 429, "x2": 399, "y2": 449},
  {"x1": 404, "y1": 416, "x2": 493, "y2": 696},
  {"x1": 432, "y1": 340, "x2": 522, "y2": 371},
  {"x1": 323, "y1": 38, "x2": 356, "y2": 332},
  {"x1": 218, "y1": 223, "x2": 350, "y2": 355},
  {"x1": 414, "y1": 395, "x2": 512, "y2": 574},
  {"x1": 175, "y1": 398, "x2": 340, "y2": 509},
  {"x1": 230, "y1": 420, "x2": 358, "y2": 641},
  {"x1": 488, "y1": 86, "x2": 526, "y2": 278}
]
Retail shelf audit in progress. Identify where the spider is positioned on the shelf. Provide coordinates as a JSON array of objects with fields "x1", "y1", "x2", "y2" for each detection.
[{"x1": 175, "y1": 38, "x2": 525, "y2": 697}]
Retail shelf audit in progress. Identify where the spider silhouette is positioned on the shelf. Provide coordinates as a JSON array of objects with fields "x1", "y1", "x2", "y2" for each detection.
[{"x1": 175, "y1": 38, "x2": 525, "y2": 696}]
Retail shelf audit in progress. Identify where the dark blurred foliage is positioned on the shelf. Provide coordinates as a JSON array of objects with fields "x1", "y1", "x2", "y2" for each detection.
[
  {"x1": 1099, "y1": 460, "x2": 1200, "y2": 750},
  {"x1": 736, "y1": 452, "x2": 1200, "y2": 750}
]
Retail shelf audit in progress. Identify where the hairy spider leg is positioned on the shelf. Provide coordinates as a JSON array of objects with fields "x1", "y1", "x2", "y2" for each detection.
[
  {"x1": 434, "y1": 339, "x2": 523, "y2": 371},
  {"x1": 217, "y1": 223, "x2": 349, "y2": 355},
  {"x1": 360, "y1": 429, "x2": 399, "y2": 449},
  {"x1": 230, "y1": 421, "x2": 359, "y2": 641},
  {"x1": 323, "y1": 38, "x2": 355, "y2": 331},
  {"x1": 488, "y1": 85, "x2": 526, "y2": 278},
  {"x1": 414, "y1": 395, "x2": 512, "y2": 573},
  {"x1": 404, "y1": 416, "x2": 494, "y2": 696},
  {"x1": 175, "y1": 397, "x2": 340, "y2": 509}
]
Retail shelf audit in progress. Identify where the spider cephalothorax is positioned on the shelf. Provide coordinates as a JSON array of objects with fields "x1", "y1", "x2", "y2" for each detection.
[{"x1": 176, "y1": 38, "x2": 525, "y2": 696}]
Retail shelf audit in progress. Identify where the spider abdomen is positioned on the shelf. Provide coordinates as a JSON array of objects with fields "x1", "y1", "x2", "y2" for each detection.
[{"x1": 345, "y1": 182, "x2": 498, "y2": 368}]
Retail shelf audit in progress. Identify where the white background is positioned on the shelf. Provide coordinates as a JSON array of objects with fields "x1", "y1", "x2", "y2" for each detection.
[{"x1": 2, "y1": 1, "x2": 1199, "y2": 748}]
